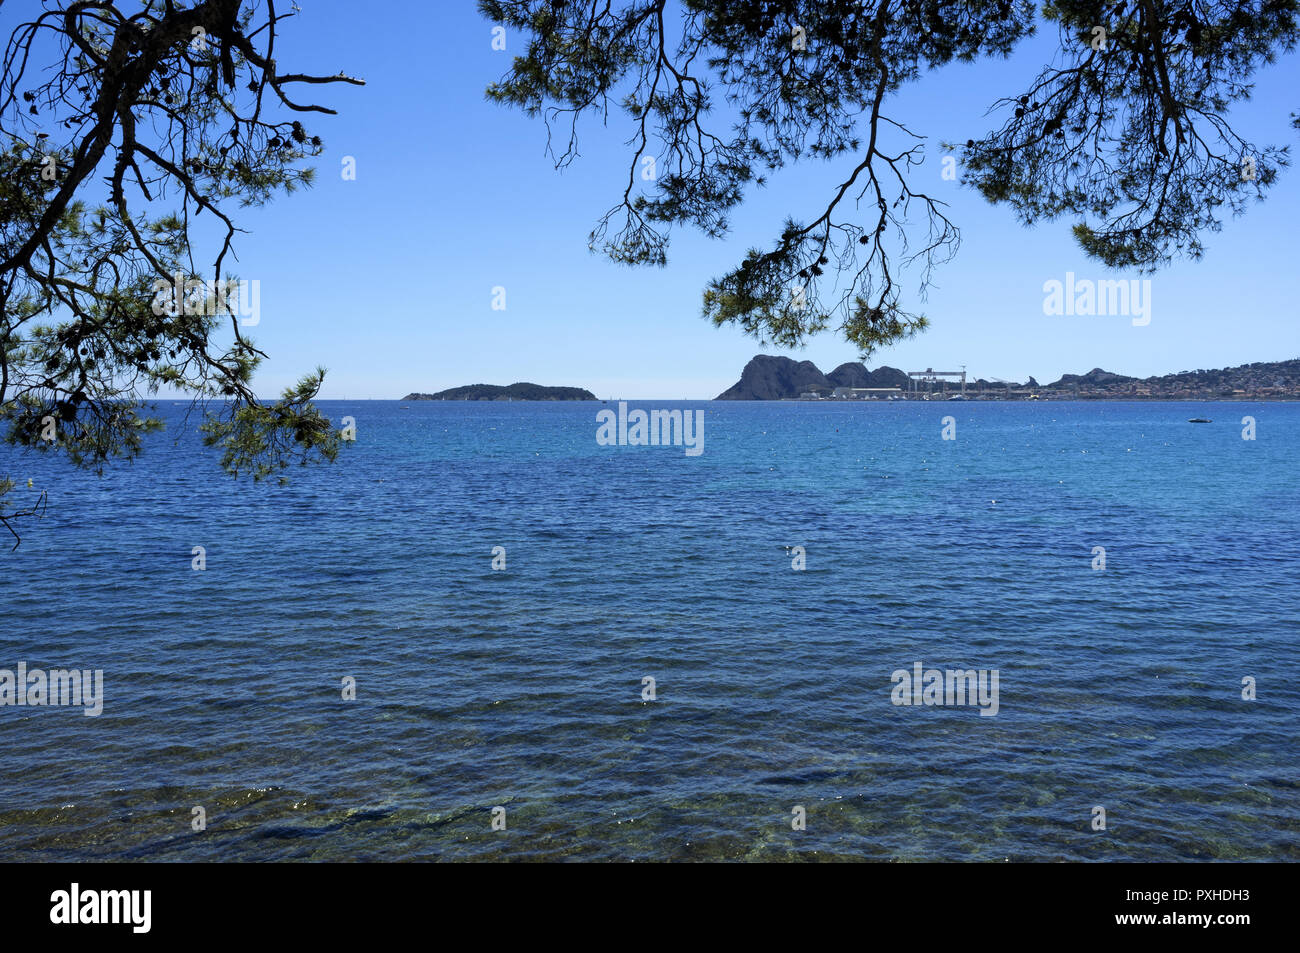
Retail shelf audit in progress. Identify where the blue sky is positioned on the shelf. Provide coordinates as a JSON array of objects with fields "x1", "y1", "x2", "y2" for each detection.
[{"x1": 215, "y1": 1, "x2": 1300, "y2": 399}]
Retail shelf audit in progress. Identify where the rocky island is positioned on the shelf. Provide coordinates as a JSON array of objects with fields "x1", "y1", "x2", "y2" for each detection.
[{"x1": 402, "y1": 382, "x2": 596, "y2": 401}]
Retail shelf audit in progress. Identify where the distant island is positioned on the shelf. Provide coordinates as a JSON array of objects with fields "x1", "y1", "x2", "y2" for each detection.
[
  {"x1": 717, "y1": 355, "x2": 1300, "y2": 401},
  {"x1": 402, "y1": 382, "x2": 597, "y2": 401}
]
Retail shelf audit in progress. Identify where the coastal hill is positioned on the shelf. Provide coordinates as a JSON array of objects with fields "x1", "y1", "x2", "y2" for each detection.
[
  {"x1": 717, "y1": 355, "x2": 1300, "y2": 400},
  {"x1": 716, "y1": 355, "x2": 909, "y2": 399},
  {"x1": 714, "y1": 356, "x2": 830, "y2": 400},
  {"x1": 403, "y1": 382, "x2": 596, "y2": 401}
]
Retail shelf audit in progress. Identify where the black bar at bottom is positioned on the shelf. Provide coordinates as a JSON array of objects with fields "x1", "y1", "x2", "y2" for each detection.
[{"x1": 1, "y1": 861, "x2": 1282, "y2": 941}]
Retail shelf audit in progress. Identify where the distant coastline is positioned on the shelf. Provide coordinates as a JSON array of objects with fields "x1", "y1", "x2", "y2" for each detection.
[
  {"x1": 403, "y1": 382, "x2": 597, "y2": 401},
  {"x1": 397, "y1": 357, "x2": 1300, "y2": 402},
  {"x1": 716, "y1": 355, "x2": 1300, "y2": 401}
]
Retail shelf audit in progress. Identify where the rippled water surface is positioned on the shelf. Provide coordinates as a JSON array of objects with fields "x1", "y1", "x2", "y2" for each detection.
[{"x1": 2, "y1": 400, "x2": 1297, "y2": 861}]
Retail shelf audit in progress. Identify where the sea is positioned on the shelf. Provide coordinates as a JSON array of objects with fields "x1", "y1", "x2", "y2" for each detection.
[{"x1": 2, "y1": 399, "x2": 1297, "y2": 861}]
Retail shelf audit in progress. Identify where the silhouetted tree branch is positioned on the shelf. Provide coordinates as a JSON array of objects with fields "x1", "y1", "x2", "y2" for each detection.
[
  {"x1": 482, "y1": 0, "x2": 1295, "y2": 352},
  {"x1": 1, "y1": 0, "x2": 365, "y2": 545}
]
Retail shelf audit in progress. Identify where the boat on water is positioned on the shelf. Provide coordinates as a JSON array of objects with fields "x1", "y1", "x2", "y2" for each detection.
[
  {"x1": 947, "y1": 394, "x2": 968, "y2": 401},
  {"x1": 1188, "y1": 417, "x2": 1212, "y2": 423}
]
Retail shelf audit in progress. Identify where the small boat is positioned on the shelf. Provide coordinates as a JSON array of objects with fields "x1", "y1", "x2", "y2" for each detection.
[{"x1": 1188, "y1": 417, "x2": 1212, "y2": 423}]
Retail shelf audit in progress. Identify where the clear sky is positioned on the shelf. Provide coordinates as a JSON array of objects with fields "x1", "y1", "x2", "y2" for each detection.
[{"x1": 213, "y1": 1, "x2": 1300, "y2": 399}]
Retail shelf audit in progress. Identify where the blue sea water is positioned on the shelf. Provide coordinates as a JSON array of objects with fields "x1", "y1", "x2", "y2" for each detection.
[{"x1": 1, "y1": 399, "x2": 1297, "y2": 861}]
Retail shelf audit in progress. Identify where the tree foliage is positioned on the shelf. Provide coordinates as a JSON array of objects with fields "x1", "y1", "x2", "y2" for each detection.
[
  {"x1": 0, "y1": 0, "x2": 363, "y2": 547},
  {"x1": 480, "y1": 0, "x2": 1295, "y2": 349}
]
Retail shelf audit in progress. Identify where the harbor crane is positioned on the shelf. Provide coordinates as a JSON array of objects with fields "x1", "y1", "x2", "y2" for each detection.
[{"x1": 907, "y1": 367, "x2": 966, "y2": 397}]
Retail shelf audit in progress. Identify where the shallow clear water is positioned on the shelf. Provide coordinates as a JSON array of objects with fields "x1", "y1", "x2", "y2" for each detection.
[{"x1": 2, "y1": 400, "x2": 1297, "y2": 860}]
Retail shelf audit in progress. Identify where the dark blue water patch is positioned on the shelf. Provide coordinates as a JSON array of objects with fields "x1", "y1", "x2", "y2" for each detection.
[{"x1": 1, "y1": 400, "x2": 1297, "y2": 861}]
